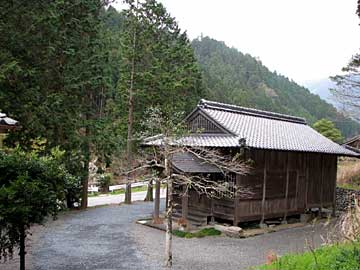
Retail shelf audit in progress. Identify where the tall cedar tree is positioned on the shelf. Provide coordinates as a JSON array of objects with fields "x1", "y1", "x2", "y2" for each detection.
[
  {"x1": 0, "y1": 0, "x2": 117, "y2": 208},
  {"x1": 118, "y1": 0, "x2": 203, "y2": 203}
]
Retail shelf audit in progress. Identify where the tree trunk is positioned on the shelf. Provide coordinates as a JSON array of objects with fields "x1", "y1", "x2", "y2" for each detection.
[
  {"x1": 19, "y1": 225, "x2": 26, "y2": 270},
  {"x1": 124, "y1": 181, "x2": 132, "y2": 204},
  {"x1": 154, "y1": 178, "x2": 161, "y2": 221},
  {"x1": 165, "y1": 178, "x2": 173, "y2": 268},
  {"x1": 144, "y1": 179, "x2": 153, "y2": 201},
  {"x1": 125, "y1": 19, "x2": 137, "y2": 205},
  {"x1": 164, "y1": 156, "x2": 173, "y2": 268},
  {"x1": 81, "y1": 129, "x2": 90, "y2": 209}
]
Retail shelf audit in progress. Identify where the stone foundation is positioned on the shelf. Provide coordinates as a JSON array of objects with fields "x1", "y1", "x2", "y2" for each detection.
[{"x1": 336, "y1": 187, "x2": 360, "y2": 211}]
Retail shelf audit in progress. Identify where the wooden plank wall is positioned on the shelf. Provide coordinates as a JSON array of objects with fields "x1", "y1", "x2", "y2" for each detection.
[
  {"x1": 235, "y1": 149, "x2": 337, "y2": 223},
  {"x1": 175, "y1": 149, "x2": 337, "y2": 225}
]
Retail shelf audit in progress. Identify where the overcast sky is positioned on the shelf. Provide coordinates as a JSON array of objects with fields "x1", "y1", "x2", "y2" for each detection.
[{"x1": 113, "y1": 0, "x2": 360, "y2": 84}]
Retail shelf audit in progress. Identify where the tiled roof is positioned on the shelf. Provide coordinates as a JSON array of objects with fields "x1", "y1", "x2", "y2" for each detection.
[
  {"x1": 143, "y1": 100, "x2": 359, "y2": 157},
  {"x1": 344, "y1": 134, "x2": 360, "y2": 145},
  {"x1": 198, "y1": 100, "x2": 357, "y2": 156},
  {"x1": 143, "y1": 134, "x2": 240, "y2": 148},
  {"x1": 0, "y1": 113, "x2": 18, "y2": 127},
  {"x1": 171, "y1": 152, "x2": 221, "y2": 173}
]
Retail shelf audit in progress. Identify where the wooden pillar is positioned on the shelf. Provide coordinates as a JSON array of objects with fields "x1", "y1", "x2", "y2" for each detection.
[
  {"x1": 305, "y1": 153, "x2": 309, "y2": 209},
  {"x1": 283, "y1": 152, "x2": 290, "y2": 223},
  {"x1": 260, "y1": 152, "x2": 267, "y2": 225},
  {"x1": 320, "y1": 155, "x2": 324, "y2": 214},
  {"x1": 181, "y1": 185, "x2": 188, "y2": 221},
  {"x1": 210, "y1": 198, "x2": 215, "y2": 223},
  {"x1": 233, "y1": 175, "x2": 239, "y2": 226},
  {"x1": 153, "y1": 179, "x2": 161, "y2": 221},
  {"x1": 332, "y1": 156, "x2": 338, "y2": 217},
  {"x1": 295, "y1": 169, "x2": 300, "y2": 210}
]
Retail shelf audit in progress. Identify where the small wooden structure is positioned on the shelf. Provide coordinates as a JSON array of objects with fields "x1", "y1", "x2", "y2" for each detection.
[
  {"x1": 0, "y1": 113, "x2": 19, "y2": 148},
  {"x1": 145, "y1": 100, "x2": 358, "y2": 226},
  {"x1": 343, "y1": 135, "x2": 360, "y2": 153},
  {"x1": 0, "y1": 113, "x2": 18, "y2": 133}
]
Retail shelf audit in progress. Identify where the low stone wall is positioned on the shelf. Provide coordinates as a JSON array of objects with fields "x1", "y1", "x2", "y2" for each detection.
[{"x1": 336, "y1": 187, "x2": 360, "y2": 211}]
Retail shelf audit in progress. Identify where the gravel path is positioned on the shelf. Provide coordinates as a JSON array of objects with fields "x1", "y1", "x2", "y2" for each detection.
[
  {"x1": 1, "y1": 200, "x2": 332, "y2": 270},
  {"x1": 133, "y1": 218, "x2": 331, "y2": 270},
  {"x1": 30, "y1": 201, "x2": 165, "y2": 270}
]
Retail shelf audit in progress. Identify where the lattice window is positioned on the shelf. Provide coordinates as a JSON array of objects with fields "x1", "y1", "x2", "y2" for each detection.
[
  {"x1": 189, "y1": 114, "x2": 223, "y2": 133},
  {"x1": 224, "y1": 173, "x2": 236, "y2": 198},
  {"x1": 212, "y1": 173, "x2": 236, "y2": 199}
]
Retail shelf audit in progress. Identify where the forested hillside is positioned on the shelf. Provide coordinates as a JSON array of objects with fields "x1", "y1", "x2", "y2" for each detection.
[{"x1": 192, "y1": 37, "x2": 360, "y2": 138}]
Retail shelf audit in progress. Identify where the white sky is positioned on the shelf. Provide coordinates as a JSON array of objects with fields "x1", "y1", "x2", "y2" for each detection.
[{"x1": 113, "y1": 0, "x2": 360, "y2": 83}]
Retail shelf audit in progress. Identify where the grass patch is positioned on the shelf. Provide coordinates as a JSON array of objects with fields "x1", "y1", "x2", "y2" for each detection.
[
  {"x1": 257, "y1": 241, "x2": 360, "y2": 270},
  {"x1": 110, "y1": 185, "x2": 148, "y2": 195},
  {"x1": 338, "y1": 183, "x2": 360, "y2": 191},
  {"x1": 173, "y1": 227, "x2": 221, "y2": 238},
  {"x1": 337, "y1": 159, "x2": 360, "y2": 187}
]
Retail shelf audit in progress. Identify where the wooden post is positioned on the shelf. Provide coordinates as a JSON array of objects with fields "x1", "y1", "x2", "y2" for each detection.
[
  {"x1": 305, "y1": 153, "x2": 309, "y2": 209},
  {"x1": 283, "y1": 153, "x2": 290, "y2": 223},
  {"x1": 332, "y1": 156, "x2": 338, "y2": 217},
  {"x1": 320, "y1": 155, "x2": 324, "y2": 214},
  {"x1": 260, "y1": 152, "x2": 267, "y2": 225},
  {"x1": 233, "y1": 175, "x2": 239, "y2": 226},
  {"x1": 210, "y1": 198, "x2": 215, "y2": 223},
  {"x1": 181, "y1": 185, "x2": 188, "y2": 222},
  {"x1": 153, "y1": 179, "x2": 161, "y2": 222},
  {"x1": 295, "y1": 170, "x2": 300, "y2": 210}
]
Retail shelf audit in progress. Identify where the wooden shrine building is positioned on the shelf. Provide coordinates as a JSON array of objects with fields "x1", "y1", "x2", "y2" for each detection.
[
  {"x1": 343, "y1": 135, "x2": 360, "y2": 153},
  {"x1": 145, "y1": 100, "x2": 359, "y2": 226}
]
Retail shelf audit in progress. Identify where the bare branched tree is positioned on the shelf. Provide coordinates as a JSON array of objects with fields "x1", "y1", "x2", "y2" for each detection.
[
  {"x1": 121, "y1": 107, "x2": 251, "y2": 268},
  {"x1": 331, "y1": 2, "x2": 360, "y2": 121},
  {"x1": 331, "y1": 63, "x2": 360, "y2": 121}
]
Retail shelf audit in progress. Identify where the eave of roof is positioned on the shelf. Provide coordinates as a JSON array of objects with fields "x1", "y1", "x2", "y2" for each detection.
[
  {"x1": 142, "y1": 100, "x2": 360, "y2": 157},
  {"x1": 344, "y1": 135, "x2": 360, "y2": 145}
]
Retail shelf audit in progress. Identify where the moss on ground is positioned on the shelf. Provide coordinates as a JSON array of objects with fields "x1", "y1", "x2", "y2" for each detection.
[{"x1": 173, "y1": 227, "x2": 221, "y2": 238}]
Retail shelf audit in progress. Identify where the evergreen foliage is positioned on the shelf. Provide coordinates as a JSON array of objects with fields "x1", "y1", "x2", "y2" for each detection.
[
  {"x1": 0, "y1": 148, "x2": 73, "y2": 269},
  {"x1": 192, "y1": 36, "x2": 360, "y2": 138},
  {"x1": 0, "y1": 0, "x2": 119, "y2": 208},
  {"x1": 115, "y1": 0, "x2": 203, "y2": 138},
  {"x1": 313, "y1": 119, "x2": 344, "y2": 143}
]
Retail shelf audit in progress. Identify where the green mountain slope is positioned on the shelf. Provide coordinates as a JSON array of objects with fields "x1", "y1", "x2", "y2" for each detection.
[{"x1": 192, "y1": 36, "x2": 360, "y2": 139}]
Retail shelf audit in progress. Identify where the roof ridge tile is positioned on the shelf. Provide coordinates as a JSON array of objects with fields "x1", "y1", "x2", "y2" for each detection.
[{"x1": 199, "y1": 99, "x2": 307, "y2": 125}]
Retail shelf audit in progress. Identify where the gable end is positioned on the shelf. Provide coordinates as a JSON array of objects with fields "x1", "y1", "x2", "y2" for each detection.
[{"x1": 188, "y1": 111, "x2": 226, "y2": 134}]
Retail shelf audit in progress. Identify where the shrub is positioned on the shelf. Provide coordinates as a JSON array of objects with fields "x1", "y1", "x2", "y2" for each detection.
[
  {"x1": 0, "y1": 148, "x2": 71, "y2": 269},
  {"x1": 98, "y1": 173, "x2": 113, "y2": 192}
]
